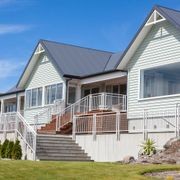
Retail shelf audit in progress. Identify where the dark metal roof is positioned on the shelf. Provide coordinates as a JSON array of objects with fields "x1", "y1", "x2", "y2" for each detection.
[
  {"x1": 104, "y1": 52, "x2": 123, "y2": 71},
  {"x1": 118, "y1": 5, "x2": 180, "y2": 70},
  {"x1": 156, "y1": 5, "x2": 180, "y2": 30},
  {"x1": 40, "y1": 40, "x2": 123, "y2": 77},
  {"x1": 0, "y1": 86, "x2": 24, "y2": 97}
]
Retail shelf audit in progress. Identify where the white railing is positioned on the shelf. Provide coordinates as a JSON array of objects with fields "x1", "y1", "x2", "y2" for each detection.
[
  {"x1": 56, "y1": 93, "x2": 127, "y2": 132},
  {"x1": 0, "y1": 112, "x2": 37, "y2": 160},
  {"x1": 129, "y1": 106, "x2": 180, "y2": 140},
  {"x1": 34, "y1": 99, "x2": 65, "y2": 131},
  {"x1": 73, "y1": 112, "x2": 122, "y2": 140},
  {"x1": 0, "y1": 112, "x2": 16, "y2": 132}
]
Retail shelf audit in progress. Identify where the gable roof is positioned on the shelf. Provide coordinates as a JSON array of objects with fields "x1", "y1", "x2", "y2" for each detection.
[
  {"x1": 40, "y1": 39, "x2": 123, "y2": 77},
  {"x1": 117, "y1": 5, "x2": 180, "y2": 70},
  {"x1": 17, "y1": 39, "x2": 123, "y2": 88}
]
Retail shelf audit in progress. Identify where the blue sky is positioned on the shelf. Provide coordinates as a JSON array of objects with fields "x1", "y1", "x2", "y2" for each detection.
[{"x1": 0, "y1": 0, "x2": 180, "y2": 92}]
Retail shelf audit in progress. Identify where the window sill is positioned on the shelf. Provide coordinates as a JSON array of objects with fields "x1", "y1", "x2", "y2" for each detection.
[
  {"x1": 138, "y1": 93, "x2": 180, "y2": 101},
  {"x1": 25, "y1": 105, "x2": 44, "y2": 111}
]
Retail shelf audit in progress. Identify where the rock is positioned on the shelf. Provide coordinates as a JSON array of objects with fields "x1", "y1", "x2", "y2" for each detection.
[
  {"x1": 163, "y1": 137, "x2": 179, "y2": 149},
  {"x1": 123, "y1": 156, "x2": 135, "y2": 164},
  {"x1": 138, "y1": 138, "x2": 180, "y2": 165}
]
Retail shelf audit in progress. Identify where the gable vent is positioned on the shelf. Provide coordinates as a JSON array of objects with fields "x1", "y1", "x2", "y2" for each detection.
[{"x1": 145, "y1": 10, "x2": 166, "y2": 26}]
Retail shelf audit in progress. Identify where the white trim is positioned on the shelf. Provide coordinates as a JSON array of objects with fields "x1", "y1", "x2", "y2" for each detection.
[
  {"x1": 117, "y1": 9, "x2": 167, "y2": 70},
  {"x1": 145, "y1": 10, "x2": 166, "y2": 27},
  {"x1": 44, "y1": 82, "x2": 63, "y2": 105},
  {"x1": 25, "y1": 87, "x2": 43, "y2": 110},
  {"x1": 138, "y1": 62, "x2": 180, "y2": 101},
  {"x1": 34, "y1": 43, "x2": 45, "y2": 55},
  {"x1": 138, "y1": 93, "x2": 180, "y2": 102},
  {"x1": 80, "y1": 71, "x2": 127, "y2": 85}
]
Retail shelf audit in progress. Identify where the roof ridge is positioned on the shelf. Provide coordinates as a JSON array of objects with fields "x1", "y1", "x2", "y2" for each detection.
[
  {"x1": 103, "y1": 54, "x2": 113, "y2": 71},
  {"x1": 155, "y1": 4, "x2": 180, "y2": 13},
  {"x1": 40, "y1": 39, "x2": 114, "y2": 54}
]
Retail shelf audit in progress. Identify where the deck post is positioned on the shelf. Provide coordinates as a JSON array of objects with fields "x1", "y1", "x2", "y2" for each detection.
[
  {"x1": 93, "y1": 114, "x2": 96, "y2": 141},
  {"x1": 72, "y1": 116, "x2": 76, "y2": 140},
  {"x1": 143, "y1": 110, "x2": 147, "y2": 140},
  {"x1": 14, "y1": 113, "x2": 18, "y2": 141},
  {"x1": 176, "y1": 104, "x2": 180, "y2": 139},
  {"x1": 116, "y1": 112, "x2": 120, "y2": 141},
  {"x1": 4, "y1": 114, "x2": 7, "y2": 140}
]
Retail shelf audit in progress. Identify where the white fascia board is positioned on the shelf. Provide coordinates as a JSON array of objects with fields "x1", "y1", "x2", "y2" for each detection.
[
  {"x1": 80, "y1": 71, "x2": 127, "y2": 85},
  {"x1": 117, "y1": 25, "x2": 152, "y2": 70},
  {"x1": 0, "y1": 91, "x2": 25, "y2": 100},
  {"x1": 117, "y1": 9, "x2": 166, "y2": 70}
]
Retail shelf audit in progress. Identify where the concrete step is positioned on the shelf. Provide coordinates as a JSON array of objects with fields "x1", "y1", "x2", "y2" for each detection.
[
  {"x1": 36, "y1": 149, "x2": 85, "y2": 154},
  {"x1": 36, "y1": 146, "x2": 82, "y2": 151},
  {"x1": 36, "y1": 134, "x2": 92, "y2": 161},
  {"x1": 37, "y1": 152, "x2": 88, "y2": 157},
  {"x1": 36, "y1": 143, "x2": 80, "y2": 148},
  {"x1": 37, "y1": 141, "x2": 80, "y2": 146},
  {"x1": 38, "y1": 156, "x2": 92, "y2": 161},
  {"x1": 37, "y1": 138, "x2": 74, "y2": 142}
]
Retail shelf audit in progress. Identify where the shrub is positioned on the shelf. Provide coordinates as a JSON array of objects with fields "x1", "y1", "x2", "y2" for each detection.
[
  {"x1": 1, "y1": 139, "x2": 9, "y2": 158},
  {"x1": 141, "y1": 138, "x2": 156, "y2": 156},
  {"x1": 5, "y1": 141, "x2": 14, "y2": 159},
  {"x1": 11, "y1": 139, "x2": 22, "y2": 160},
  {"x1": 0, "y1": 141, "x2": 2, "y2": 157}
]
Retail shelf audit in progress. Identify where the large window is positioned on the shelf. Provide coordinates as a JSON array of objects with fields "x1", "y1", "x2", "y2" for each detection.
[
  {"x1": 140, "y1": 62, "x2": 180, "y2": 98},
  {"x1": 45, "y1": 83, "x2": 63, "y2": 104},
  {"x1": 26, "y1": 87, "x2": 42, "y2": 108}
]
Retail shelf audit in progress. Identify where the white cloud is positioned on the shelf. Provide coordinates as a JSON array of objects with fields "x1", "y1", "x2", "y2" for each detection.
[
  {"x1": 0, "y1": 60, "x2": 25, "y2": 79},
  {"x1": 0, "y1": 24, "x2": 31, "y2": 35}
]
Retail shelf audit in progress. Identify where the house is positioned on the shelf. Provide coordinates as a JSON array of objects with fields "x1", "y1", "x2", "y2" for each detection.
[{"x1": 0, "y1": 5, "x2": 179, "y2": 162}]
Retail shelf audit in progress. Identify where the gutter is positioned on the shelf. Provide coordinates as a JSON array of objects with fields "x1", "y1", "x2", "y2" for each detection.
[
  {"x1": 0, "y1": 90, "x2": 25, "y2": 97},
  {"x1": 63, "y1": 69, "x2": 127, "y2": 80}
]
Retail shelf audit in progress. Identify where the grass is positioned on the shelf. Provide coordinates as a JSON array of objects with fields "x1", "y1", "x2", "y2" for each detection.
[{"x1": 0, "y1": 161, "x2": 179, "y2": 180}]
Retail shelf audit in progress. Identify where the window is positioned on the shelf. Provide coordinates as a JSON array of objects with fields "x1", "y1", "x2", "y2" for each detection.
[
  {"x1": 113, "y1": 85, "x2": 119, "y2": 94},
  {"x1": 92, "y1": 87, "x2": 99, "y2": 94},
  {"x1": 120, "y1": 84, "x2": 127, "y2": 95},
  {"x1": 140, "y1": 62, "x2": 180, "y2": 98},
  {"x1": 5, "y1": 104, "x2": 16, "y2": 112},
  {"x1": 45, "y1": 83, "x2": 63, "y2": 104},
  {"x1": 26, "y1": 87, "x2": 42, "y2": 108},
  {"x1": 68, "y1": 86, "x2": 76, "y2": 104},
  {"x1": 84, "y1": 89, "x2": 90, "y2": 97}
]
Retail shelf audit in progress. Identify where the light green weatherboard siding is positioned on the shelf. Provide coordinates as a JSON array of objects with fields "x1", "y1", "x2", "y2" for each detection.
[
  {"x1": 24, "y1": 55, "x2": 65, "y2": 124},
  {"x1": 127, "y1": 21, "x2": 180, "y2": 118}
]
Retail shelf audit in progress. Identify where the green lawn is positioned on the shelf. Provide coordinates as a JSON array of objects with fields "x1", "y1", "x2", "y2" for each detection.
[{"x1": 0, "y1": 161, "x2": 179, "y2": 180}]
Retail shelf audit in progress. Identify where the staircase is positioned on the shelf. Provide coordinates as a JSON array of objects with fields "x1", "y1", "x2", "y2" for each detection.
[
  {"x1": 36, "y1": 134, "x2": 92, "y2": 161},
  {"x1": 37, "y1": 93, "x2": 127, "y2": 135}
]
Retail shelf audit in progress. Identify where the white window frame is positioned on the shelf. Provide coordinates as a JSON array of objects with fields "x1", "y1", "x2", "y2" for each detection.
[
  {"x1": 138, "y1": 63, "x2": 180, "y2": 101},
  {"x1": 25, "y1": 86, "x2": 43, "y2": 109},
  {"x1": 44, "y1": 83, "x2": 63, "y2": 105}
]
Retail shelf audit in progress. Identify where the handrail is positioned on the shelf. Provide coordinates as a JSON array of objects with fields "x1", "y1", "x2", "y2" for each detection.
[
  {"x1": 16, "y1": 112, "x2": 37, "y2": 160},
  {"x1": 56, "y1": 92, "x2": 127, "y2": 131},
  {"x1": 34, "y1": 99, "x2": 65, "y2": 130},
  {"x1": 0, "y1": 112, "x2": 37, "y2": 160}
]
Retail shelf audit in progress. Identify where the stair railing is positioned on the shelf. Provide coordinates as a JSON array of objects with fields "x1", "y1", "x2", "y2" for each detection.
[
  {"x1": 34, "y1": 99, "x2": 65, "y2": 131},
  {"x1": 56, "y1": 92, "x2": 127, "y2": 132},
  {"x1": 0, "y1": 112, "x2": 37, "y2": 160}
]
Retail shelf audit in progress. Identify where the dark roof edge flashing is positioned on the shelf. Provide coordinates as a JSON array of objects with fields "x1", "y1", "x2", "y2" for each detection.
[
  {"x1": 0, "y1": 89, "x2": 25, "y2": 97},
  {"x1": 64, "y1": 69, "x2": 127, "y2": 79}
]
